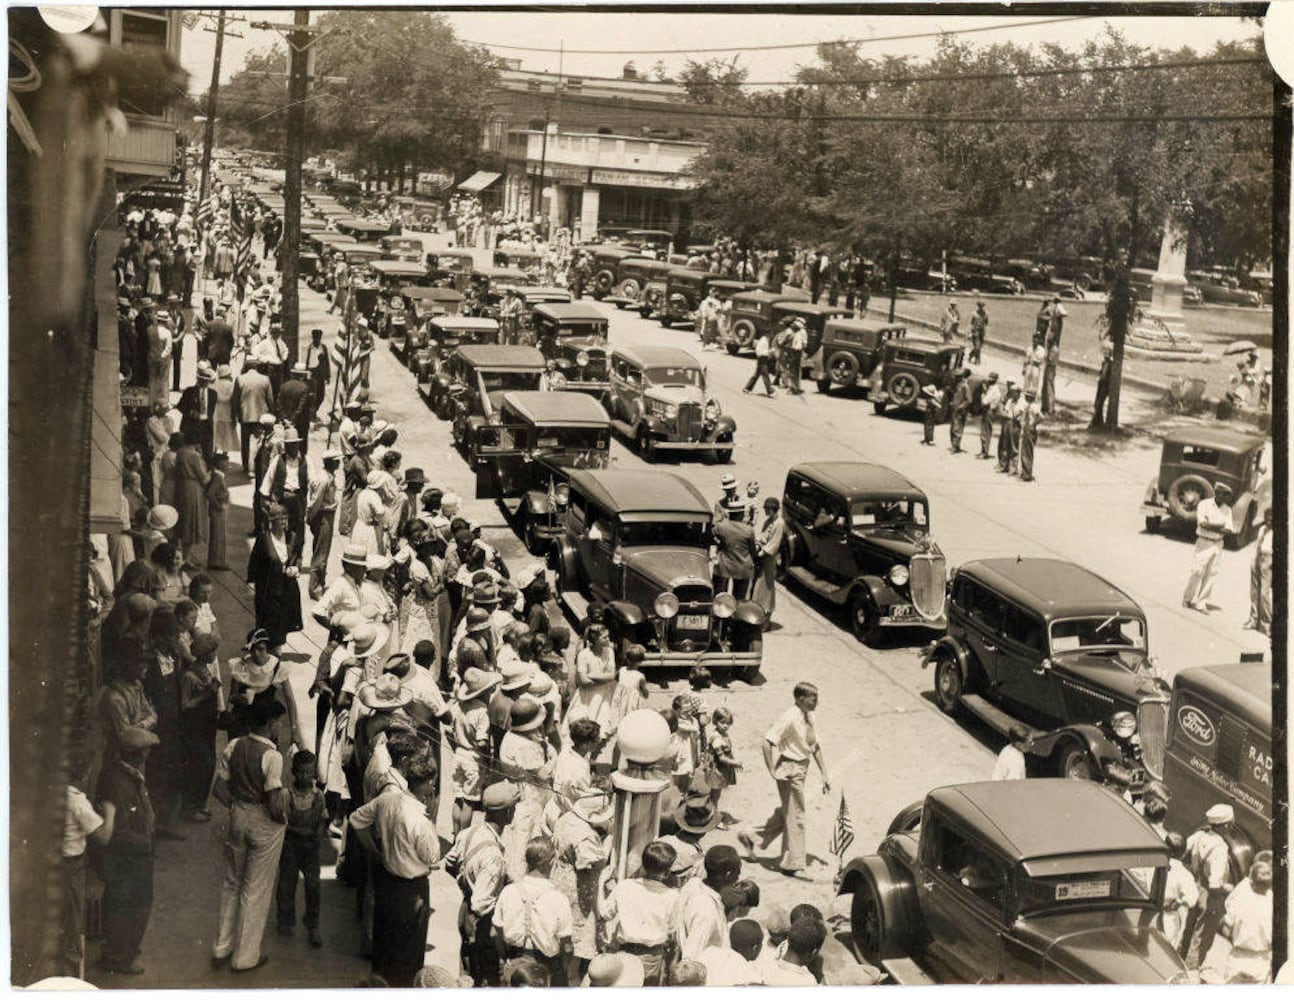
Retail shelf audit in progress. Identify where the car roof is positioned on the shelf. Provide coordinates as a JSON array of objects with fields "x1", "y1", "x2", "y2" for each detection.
[
  {"x1": 402, "y1": 286, "x2": 462, "y2": 300},
  {"x1": 709, "y1": 279, "x2": 757, "y2": 290},
  {"x1": 627, "y1": 229, "x2": 672, "y2": 237},
  {"x1": 613, "y1": 344, "x2": 703, "y2": 369},
  {"x1": 500, "y1": 247, "x2": 541, "y2": 258},
  {"x1": 1162, "y1": 427, "x2": 1267, "y2": 454},
  {"x1": 534, "y1": 303, "x2": 608, "y2": 322},
  {"x1": 369, "y1": 260, "x2": 427, "y2": 274},
  {"x1": 775, "y1": 301, "x2": 851, "y2": 318},
  {"x1": 668, "y1": 267, "x2": 709, "y2": 281},
  {"x1": 959, "y1": 558, "x2": 1143, "y2": 620},
  {"x1": 430, "y1": 316, "x2": 499, "y2": 332},
  {"x1": 790, "y1": 462, "x2": 926, "y2": 501},
  {"x1": 930, "y1": 780, "x2": 1167, "y2": 863},
  {"x1": 622, "y1": 257, "x2": 673, "y2": 271},
  {"x1": 501, "y1": 390, "x2": 610, "y2": 427},
  {"x1": 522, "y1": 286, "x2": 572, "y2": 300},
  {"x1": 732, "y1": 290, "x2": 794, "y2": 304},
  {"x1": 593, "y1": 247, "x2": 638, "y2": 259},
  {"x1": 1173, "y1": 662, "x2": 1271, "y2": 734},
  {"x1": 454, "y1": 345, "x2": 546, "y2": 369},
  {"x1": 569, "y1": 469, "x2": 710, "y2": 516},
  {"x1": 477, "y1": 266, "x2": 531, "y2": 280},
  {"x1": 826, "y1": 318, "x2": 905, "y2": 336},
  {"x1": 888, "y1": 338, "x2": 962, "y2": 355}
]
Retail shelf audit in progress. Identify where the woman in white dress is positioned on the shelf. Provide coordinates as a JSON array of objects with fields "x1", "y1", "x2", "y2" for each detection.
[
  {"x1": 211, "y1": 364, "x2": 239, "y2": 454},
  {"x1": 350, "y1": 470, "x2": 387, "y2": 556},
  {"x1": 567, "y1": 624, "x2": 617, "y2": 742}
]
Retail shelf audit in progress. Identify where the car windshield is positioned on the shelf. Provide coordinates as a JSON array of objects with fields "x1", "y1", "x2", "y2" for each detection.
[
  {"x1": 849, "y1": 499, "x2": 928, "y2": 533},
  {"x1": 644, "y1": 366, "x2": 704, "y2": 389},
  {"x1": 479, "y1": 371, "x2": 543, "y2": 393},
  {"x1": 1050, "y1": 616, "x2": 1147, "y2": 653},
  {"x1": 617, "y1": 520, "x2": 709, "y2": 548},
  {"x1": 1017, "y1": 868, "x2": 1156, "y2": 916}
]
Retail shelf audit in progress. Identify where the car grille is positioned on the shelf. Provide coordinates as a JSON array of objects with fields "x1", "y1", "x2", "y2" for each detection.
[
  {"x1": 1137, "y1": 698, "x2": 1168, "y2": 779},
  {"x1": 669, "y1": 583, "x2": 713, "y2": 649},
  {"x1": 677, "y1": 402, "x2": 704, "y2": 441},
  {"x1": 581, "y1": 353, "x2": 608, "y2": 381}
]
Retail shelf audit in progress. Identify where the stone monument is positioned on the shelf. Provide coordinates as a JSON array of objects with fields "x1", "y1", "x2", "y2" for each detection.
[{"x1": 1127, "y1": 213, "x2": 1206, "y2": 359}]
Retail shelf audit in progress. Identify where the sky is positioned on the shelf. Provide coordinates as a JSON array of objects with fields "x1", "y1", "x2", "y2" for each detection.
[{"x1": 173, "y1": 7, "x2": 1264, "y2": 97}]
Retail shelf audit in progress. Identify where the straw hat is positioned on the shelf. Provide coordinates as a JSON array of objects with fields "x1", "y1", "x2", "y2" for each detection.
[
  {"x1": 347, "y1": 621, "x2": 390, "y2": 657},
  {"x1": 358, "y1": 674, "x2": 412, "y2": 711},
  {"x1": 146, "y1": 505, "x2": 178, "y2": 531},
  {"x1": 457, "y1": 667, "x2": 501, "y2": 702},
  {"x1": 509, "y1": 696, "x2": 545, "y2": 732},
  {"x1": 500, "y1": 660, "x2": 533, "y2": 693}
]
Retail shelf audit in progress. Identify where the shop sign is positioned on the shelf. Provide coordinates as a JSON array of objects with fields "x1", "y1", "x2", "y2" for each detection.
[
  {"x1": 590, "y1": 168, "x2": 695, "y2": 190},
  {"x1": 120, "y1": 386, "x2": 151, "y2": 409},
  {"x1": 525, "y1": 162, "x2": 588, "y2": 183}
]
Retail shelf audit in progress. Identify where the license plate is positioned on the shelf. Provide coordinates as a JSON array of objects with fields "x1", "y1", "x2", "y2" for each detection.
[
  {"x1": 677, "y1": 614, "x2": 708, "y2": 631},
  {"x1": 889, "y1": 604, "x2": 919, "y2": 621}
]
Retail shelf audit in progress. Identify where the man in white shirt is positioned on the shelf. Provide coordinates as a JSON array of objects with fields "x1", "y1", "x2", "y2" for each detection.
[
  {"x1": 697, "y1": 290, "x2": 721, "y2": 349},
  {"x1": 63, "y1": 784, "x2": 113, "y2": 976},
  {"x1": 758, "y1": 682, "x2": 829, "y2": 874},
  {"x1": 699, "y1": 918, "x2": 764, "y2": 986},
  {"x1": 493, "y1": 836, "x2": 574, "y2": 985},
  {"x1": 1216, "y1": 859, "x2": 1272, "y2": 982},
  {"x1": 742, "y1": 331, "x2": 776, "y2": 397},
  {"x1": 785, "y1": 318, "x2": 808, "y2": 394},
  {"x1": 991, "y1": 725, "x2": 1030, "y2": 780},
  {"x1": 603, "y1": 840, "x2": 681, "y2": 984},
  {"x1": 1245, "y1": 507, "x2": 1274, "y2": 635},
  {"x1": 1182, "y1": 484, "x2": 1234, "y2": 612},
  {"x1": 676, "y1": 845, "x2": 740, "y2": 962}
]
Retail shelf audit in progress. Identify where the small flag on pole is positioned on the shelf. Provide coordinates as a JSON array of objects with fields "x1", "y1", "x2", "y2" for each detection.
[{"x1": 828, "y1": 792, "x2": 854, "y2": 867}]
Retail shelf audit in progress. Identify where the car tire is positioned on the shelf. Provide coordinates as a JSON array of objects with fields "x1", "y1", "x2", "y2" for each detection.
[
  {"x1": 828, "y1": 351, "x2": 860, "y2": 387},
  {"x1": 849, "y1": 589, "x2": 884, "y2": 647},
  {"x1": 886, "y1": 371, "x2": 921, "y2": 409},
  {"x1": 850, "y1": 868, "x2": 908, "y2": 966},
  {"x1": 637, "y1": 427, "x2": 656, "y2": 463},
  {"x1": 708, "y1": 435, "x2": 734, "y2": 465},
  {"x1": 593, "y1": 270, "x2": 615, "y2": 297},
  {"x1": 1056, "y1": 741, "x2": 1095, "y2": 781},
  {"x1": 1144, "y1": 516, "x2": 1162, "y2": 535},
  {"x1": 731, "y1": 318, "x2": 757, "y2": 350},
  {"x1": 618, "y1": 278, "x2": 641, "y2": 301},
  {"x1": 1075, "y1": 273, "x2": 1092, "y2": 292},
  {"x1": 933, "y1": 653, "x2": 964, "y2": 714},
  {"x1": 1166, "y1": 473, "x2": 1212, "y2": 522},
  {"x1": 735, "y1": 635, "x2": 762, "y2": 684},
  {"x1": 725, "y1": 340, "x2": 741, "y2": 356},
  {"x1": 522, "y1": 514, "x2": 541, "y2": 556},
  {"x1": 658, "y1": 315, "x2": 672, "y2": 328}
]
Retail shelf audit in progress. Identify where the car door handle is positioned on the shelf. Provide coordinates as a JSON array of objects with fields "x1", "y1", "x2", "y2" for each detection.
[{"x1": 982, "y1": 642, "x2": 997, "y2": 653}]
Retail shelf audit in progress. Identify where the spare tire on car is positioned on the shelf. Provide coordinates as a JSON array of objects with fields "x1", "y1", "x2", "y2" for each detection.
[{"x1": 1166, "y1": 473, "x2": 1212, "y2": 522}]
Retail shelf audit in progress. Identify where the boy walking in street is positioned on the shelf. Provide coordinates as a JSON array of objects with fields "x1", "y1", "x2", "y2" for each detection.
[{"x1": 276, "y1": 751, "x2": 326, "y2": 947}]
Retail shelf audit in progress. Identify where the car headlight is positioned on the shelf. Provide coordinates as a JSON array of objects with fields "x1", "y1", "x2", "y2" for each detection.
[
  {"x1": 1110, "y1": 711, "x2": 1137, "y2": 739},
  {"x1": 654, "y1": 592, "x2": 680, "y2": 619},
  {"x1": 576, "y1": 350, "x2": 590, "y2": 368},
  {"x1": 705, "y1": 399, "x2": 721, "y2": 420},
  {"x1": 713, "y1": 592, "x2": 737, "y2": 618},
  {"x1": 889, "y1": 565, "x2": 910, "y2": 586}
]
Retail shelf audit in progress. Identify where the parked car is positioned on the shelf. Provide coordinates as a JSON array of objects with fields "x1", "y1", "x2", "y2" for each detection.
[
  {"x1": 492, "y1": 247, "x2": 544, "y2": 272},
  {"x1": 606, "y1": 257, "x2": 673, "y2": 314},
  {"x1": 427, "y1": 250, "x2": 476, "y2": 291},
  {"x1": 471, "y1": 390, "x2": 612, "y2": 554},
  {"x1": 724, "y1": 290, "x2": 798, "y2": 350},
  {"x1": 808, "y1": 319, "x2": 907, "y2": 395},
  {"x1": 658, "y1": 270, "x2": 755, "y2": 328},
  {"x1": 1162, "y1": 660, "x2": 1270, "y2": 880},
  {"x1": 1039, "y1": 254, "x2": 1107, "y2": 292},
  {"x1": 553, "y1": 469, "x2": 765, "y2": 679},
  {"x1": 378, "y1": 235, "x2": 424, "y2": 262},
  {"x1": 868, "y1": 340, "x2": 965, "y2": 416},
  {"x1": 923, "y1": 557, "x2": 1170, "y2": 787},
  {"x1": 778, "y1": 462, "x2": 946, "y2": 645},
  {"x1": 996, "y1": 256, "x2": 1054, "y2": 291},
  {"x1": 587, "y1": 247, "x2": 641, "y2": 298},
  {"x1": 841, "y1": 780, "x2": 1189, "y2": 983},
  {"x1": 894, "y1": 263, "x2": 955, "y2": 292},
  {"x1": 436, "y1": 344, "x2": 546, "y2": 449},
  {"x1": 725, "y1": 300, "x2": 846, "y2": 358},
  {"x1": 1187, "y1": 270, "x2": 1263, "y2": 307},
  {"x1": 607, "y1": 345, "x2": 735, "y2": 463},
  {"x1": 946, "y1": 255, "x2": 1023, "y2": 295},
  {"x1": 1141, "y1": 427, "x2": 1270, "y2": 548},
  {"x1": 533, "y1": 303, "x2": 611, "y2": 397},
  {"x1": 336, "y1": 217, "x2": 393, "y2": 242},
  {"x1": 415, "y1": 315, "x2": 499, "y2": 399},
  {"x1": 1241, "y1": 270, "x2": 1272, "y2": 305},
  {"x1": 625, "y1": 229, "x2": 674, "y2": 255}
]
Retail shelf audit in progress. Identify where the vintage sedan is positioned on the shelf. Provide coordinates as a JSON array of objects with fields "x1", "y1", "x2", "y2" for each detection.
[
  {"x1": 1142, "y1": 427, "x2": 1270, "y2": 548},
  {"x1": 778, "y1": 462, "x2": 946, "y2": 645},
  {"x1": 472, "y1": 391, "x2": 612, "y2": 554},
  {"x1": 553, "y1": 470, "x2": 765, "y2": 680},
  {"x1": 724, "y1": 290, "x2": 798, "y2": 352},
  {"x1": 1187, "y1": 270, "x2": 1263, "y2": 308},
  {"x1": 808, "y1": 319, "x2": 907, "y2": 395},
  {"x1": 868, "y1": 339, "x2": 966, "y2": 416},
  {"x1": 378, "y1": 235, "x2": 424, "y2": 262},
  {"x1": 923, "y1": 558, "x2": 1170, "y2": 787},
  {"x1": 606, "y1": 256, "x2": 673, "y2": 310},
  {"x1": 657, "y1": 270, "x2": 756, "y2": 328},
  {"x1": 415, "y1": 316, "x2": 499, "y2": 399},
  {"x1": 607, "y1": 345, "x2": 736, "y2": 463},
  {"x1": 533, "y1": 302, "x2": 611, "y2": 397},
  {"x1": 436, "y1": 345, "x2": 546, "y2": 449},
  {"x1": 842, "y1": 780, "x2": 1189, "y2": 983},
  {"x1": 587, "y1": 246, "x2": 641, "y2": 299}
]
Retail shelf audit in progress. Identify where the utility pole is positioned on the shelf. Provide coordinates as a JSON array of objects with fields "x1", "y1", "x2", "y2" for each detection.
[{"x1": 197, "y1": 10, "x2": 226, "y2": 209}]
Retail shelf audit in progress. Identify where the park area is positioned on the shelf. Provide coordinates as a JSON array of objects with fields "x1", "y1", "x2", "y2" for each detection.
[{"x1": 873, "y1": 289, "x2": 1273, "y2": 403}]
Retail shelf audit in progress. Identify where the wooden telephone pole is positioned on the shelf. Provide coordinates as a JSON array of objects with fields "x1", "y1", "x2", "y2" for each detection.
[{"x1": 196, "y1": 12, "x2": 245, "y2": 210}]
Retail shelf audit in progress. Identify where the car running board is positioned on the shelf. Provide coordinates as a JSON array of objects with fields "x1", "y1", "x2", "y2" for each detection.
[
  {"x1": 881, "y1": 958, "x2": 937, "y2": 986},
  {"x1": 558, "y1": 588, "x2": 590, "y2": 624},
  {"x1": 959, "y1": 694, "x2": 1044, "y2": 741},
  {"x1": 785, "y1": 566, "x2": 849, "y2": 602}
]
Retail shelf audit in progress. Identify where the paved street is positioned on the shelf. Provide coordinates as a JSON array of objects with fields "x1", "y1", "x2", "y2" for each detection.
[{"x1": 112, "y1": 231, "x2": 1269, "y2": 988}]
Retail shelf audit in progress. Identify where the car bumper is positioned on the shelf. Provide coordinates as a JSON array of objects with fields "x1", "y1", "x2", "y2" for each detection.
[
  {"x1": 555, "y1": 381, "x2": 611, "y2": 394},
  {"x1": 1140, "y1": 502, "x2": 1169, "y2": 518},
  {"x1": 640, "y1": 649, "x2": 762, "y2": 670},
  {"x1": 648, "y1": 438, "x2": 729, "y2": 451},
  {"x1": 882, "y1": 606, "x2": 945, "y2": 629}
]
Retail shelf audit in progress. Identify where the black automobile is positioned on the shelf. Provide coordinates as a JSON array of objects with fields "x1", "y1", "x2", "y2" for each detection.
[
  {"x1": 415, "y1": 316, "x2": 500, "y2": 400},
  {"x1": 533, "y1": 302, "x2": 611, "y2": 397},
  {"x1": 436, "y1": 344, "x2": 546, "y2": 450},
  {"x1": 868, "y1": 340, "x2": 965, "y2": 416},
  {"x1": 657, "y1": 270, "x2": 755, "y2": 328},
  {"x1": 778, "y1": 462, "x2": 947, "y2": 645},
  {"x1": 922, "y1": 557, "x2": 1170, "y2": 788}
]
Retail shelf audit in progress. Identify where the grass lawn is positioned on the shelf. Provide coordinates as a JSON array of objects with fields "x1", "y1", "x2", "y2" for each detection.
[{"x1": 871, "y1": 290, "x2": 1273, "y2": 401}]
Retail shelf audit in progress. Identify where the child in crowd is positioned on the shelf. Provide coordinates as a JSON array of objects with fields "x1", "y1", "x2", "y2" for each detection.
[
  {"x1": 610, "y1": 643, "x2": 649, "y2": 729},
  {"x1": 660, "y1": 708, "x2": 695, "y2": 792},
  {"x1": 179, "y1": 632, "x2": 224, "y2": 821},
  {"x1": 277, "y1": 750, "x2": 326, "y2": 948},
  {"x1": 705, "y1": 706, "x2": 742, "y2": 826}
]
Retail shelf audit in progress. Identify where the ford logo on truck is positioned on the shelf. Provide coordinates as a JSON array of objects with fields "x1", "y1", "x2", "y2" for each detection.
[{"x1": 1178, "y1": 704, "x2": 1216, "y2": 747}]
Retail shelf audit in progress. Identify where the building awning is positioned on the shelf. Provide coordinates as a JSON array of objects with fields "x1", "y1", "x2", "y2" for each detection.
[{"x1": 458, "y1": 170, "x2": 502, "y2": 194}]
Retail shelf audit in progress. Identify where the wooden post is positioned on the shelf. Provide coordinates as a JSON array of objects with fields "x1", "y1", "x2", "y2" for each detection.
[{"x1": 279, "y1": 9, "x2": 310, "y2": 363}]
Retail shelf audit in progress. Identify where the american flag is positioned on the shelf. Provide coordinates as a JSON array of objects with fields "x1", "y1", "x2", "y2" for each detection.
[
  {"x1": 330, "y1": 329, "x2": 372, "y2": 414},
  {"x1": 828, "y1": 792, "x2": 855, "y2": 864},
  {"x1": 195, "y1": 197, "x2": 213, "y2": 231},
  {"x1": 230, "y1": 196, "x2": 253, "y2": 287}
]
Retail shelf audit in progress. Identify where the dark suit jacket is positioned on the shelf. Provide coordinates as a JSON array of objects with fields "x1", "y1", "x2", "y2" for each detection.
[
  {"x1": 277, "y1": 378, "x2": 312, "y2": 431},
  {"x1": 205, "y1": 319, "x2": 234, "y2": 364},
  {"x1": 178, "y1": 385, "x2": 217, "y2": 442},
  {"x1": 714, "y1": 518, "x2": 758, "y2": 580}
]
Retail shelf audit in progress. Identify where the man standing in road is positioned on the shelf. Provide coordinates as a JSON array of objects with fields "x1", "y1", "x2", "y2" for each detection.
[
  {"x1": 306, "y1": 450, "x2": 342, "y2": 600},
  {"x1": 996, "y1": 381, "x2": 1020, "y2": 474},
  {"x1": 1182, "y1": 483, "x2": 1234, "y2": 613},
  {"x1": 920, "y1": 383, "x2": 944, "y2": 446},
  {"x1": 758, "y1": 683, "x2": 830, "y2": 877},
  {"x1": 968, "y1": 301, "x2": 988, "y2": 365},
  {"x1": 940, "y1": 301, "x2": 960, "y2": 343},
  {"x1": 277, "y1": 364, "x2": 313, "y2": 455},
  {"x1": 948, "y1": 368, "x2": 972, "y2": 454},
  {"x1": 785, "y1": 318, "x2": 808, "y2": 395},
  {"x1": 205, "y1": 309, "x2": 235, "y2": 367},
  {"x1": 978, "y1": 372, "x2": 1001, "y2": 460},
  {"x1": 753, "y1": 497, "x2": 784, "y2": 624},
  {"x1": 698, "y1": 289, "x2": 721, "y2": 350},
  {"x1": 1181, "y1": 803, "x2": 1236, "y2": 966},
  {"x1": 713, "y1": 498, "x2": 758, "y2": 600},
  {"x1": 1041, "y1": 297, "x2": 1067, "y2": 414},
  {"x1": 742, "y1": 330, "x2": 776, "y2": 397},
  {"x1": 1091, "y1": 331, "x2": 1114, "y2": 429},
  {"x1": 1017, "y1": 389, "x2": 1044, "y2": 482},
  {"x1": 305, "y1": 328, "x2": 331, "y2": 423},
  {"x1": 1244, "y1": 507, "x2": 1273, "y2": 636}
]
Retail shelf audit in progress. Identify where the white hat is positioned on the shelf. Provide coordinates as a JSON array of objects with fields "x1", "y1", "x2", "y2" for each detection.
[{"x1": 1205, "y1": 803, "x2": 1234, "y2": 825}]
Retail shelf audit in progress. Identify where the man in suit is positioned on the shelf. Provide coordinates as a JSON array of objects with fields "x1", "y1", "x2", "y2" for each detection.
[
  {"x1": 250, "y1": 415, "x2": 280, "y2": 537},
  {"x1": 276, "y1": 364, "x2": 313, "y2": 454},
  {"x1": 260, "y1": 427, "x2": 309, "y2": 561},
  {"x1": 204, "y1": 309, "x2": 235, "y2": 366},
  {"x1": 304, "y1": 328, "x2": 331, "y2": 422},
  {"x1": 713, "y1": 498, "x2": 758, "y2": 600},
  {"x1": 231, "y1": 360, "x2": 275, "y2": 475},
  {"x1": 178, "y1": 361, "x2": 218, "y2": 461}
]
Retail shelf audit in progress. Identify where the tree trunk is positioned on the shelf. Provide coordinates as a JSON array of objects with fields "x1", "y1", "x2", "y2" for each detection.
[
  {"x1": 397, "y1": 160, "x2": 406, "y2": 195},
  {"x1": 1104, "y1": 262, "x2": 1132, "y2": 430},
  {"x1": 888, "y1": 243, "x2": 900, "y2": 323}
]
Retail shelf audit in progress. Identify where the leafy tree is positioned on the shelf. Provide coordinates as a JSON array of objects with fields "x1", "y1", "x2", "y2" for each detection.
[{"x1": 675, "y1": 56, "x2": 749, "y2": 105}]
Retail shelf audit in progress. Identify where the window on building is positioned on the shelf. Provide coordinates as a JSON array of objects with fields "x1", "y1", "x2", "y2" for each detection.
[
  {"x1": 528, "y1": 119, "x2": 545, "y2": 132},
  {"x1": 116, "y1": 10, "x2": 171, "y2": 118},
  {"x1": 597, "y1": 126, "x2": 613, "y2": 135}
]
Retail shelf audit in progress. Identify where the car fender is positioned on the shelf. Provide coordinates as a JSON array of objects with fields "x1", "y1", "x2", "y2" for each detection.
[
  {"x1": 1143, "y1": 479, "x2": 1163, "y2": 505},
  {"x1": 732, "y1": 600, "x2": 765, "y2": 628},
  {"x1": 838, "y1": 853, "x2": 919, "y2": 961},
  {"x1": 852, "y1": 575, "x2": 900, "y2": 612},
  {"x1": 556, "y1": 542, "x2": 581, "y2": 592},
  {"x1": 525, "y1": 491, "x2": 552, "y2": 517},
  {"x1": 921, "y1": 634, "x2": 969, "y2": 673},
  {"x1": 711, "y1": 414, "x2": 737, "y2": 438},
  {"x1": 604, "y1": 600, "x2": 647, "y2": 628},
  {"x1": 1031, "y1": 723, "x2": 1121, "y2": 771},
  {"x1": 642, "y1": 415, "x2": 668, "y2": 436}
]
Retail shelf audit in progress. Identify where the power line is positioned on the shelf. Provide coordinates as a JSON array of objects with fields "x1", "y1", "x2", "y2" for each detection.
[{"x1": 461, "y1": 15, "x2": 1093, "y2": 56}]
